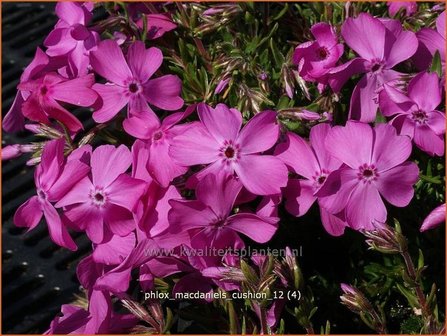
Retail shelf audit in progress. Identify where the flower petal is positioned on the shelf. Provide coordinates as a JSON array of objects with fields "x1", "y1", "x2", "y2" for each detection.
[
  {"x1": 55, "y1": 176, "x2": 93, "y2": 208},
  {"x1": 104, "y1": 204, "x2": 135, "y2": 237},
  {"x1": 168, "y1": 200, "x2": 215, "y2": 232},
  {"x1": 384, "y1": 25, "x2": 418, "y2": 68},
  {"x1": 341, "y1": 13, "x2": 386, "y2": 61},
  {"x1": 51, "y1": 74, "x2": 98, "y2": 107},
  {"x1": 319, "y1": 207, "x2": 347, "y2": 236},
  {"x1": 13, "y1": 196, "x2": 43, "y2": 231},
  {"x1": 414, "y1": 125, "x2": 445, "y2": 156},
  {"x1": 284, "y1": 179, "x2": 317, "y2": 217},
  {"x1": 372, "y1": 123, "x2": 413, "y2": 172},
  {"x1": 316, "y1": 168, "x2": 359, "y2": 214},
  {"x1": 237, "y1": 110, "x2": 279, "y2": 154},
  {"x1": 90, "y1": 40, "x2": 132, "y2": 85},
  {"x1": 106, "y1": 174, "x2": 146, "y2": 211},
  {"x1": 376, "y1": 162, "x2": 419, "y2": 207},
  {"x1": 197, "y1": 103, "x2": 242, "y2": 143},
  {"x1": 195, "y1": 173, "x2": 242, "y2": 218},
  {"x1": 234, "y1": 155, "x2": 288, "y2": 196},
  {"x1": 43, "y1": 200, "x2": 77, "y2": 250},
  {"x1": 426, "y1": 110, "x2": 446, "y2": 135},
  {"x1": 325, "y1": 121, "x2": 373, "y2": 168},
  {"x1": 275, "y1": 131, "x2": 319, "y2": 179},
  {"x1": 93, "y1": 232, "x2": 136, "y2": 265},
  {"x1": 91, "y1": 145, "x2": 132, "y2": 188},
  {"x1": 226, "y1": 213, "x2": 277, "y2": 243},
  {"x1": 328, "y1": 57, "x2": 368, "y2": 92},
  {"x1": 148, "y1": 139, "x2": 187, "y2": 187},
  {"x1": 169, "y1": 123, "x2": 220, "y2": 166},
  {"x1": 407, "y1": 72, "x2": 442, "y2": 112},
  {"x1": 143, "y1": 75, "x2": 184, "y2": 110},
  {"x1": 92, "y1": 84, "x2": 129, "y2": 123},
  {"x1": 420, "y1": 204, "x2": 445, "y2": 232},
  {"x1": 49, "y1": 159, "x2": 90, "y2": 201},
  {"x1": 349, "y1": 74, "x2": 379, "y2": 123},
  {"x1": 127, "y1": 42, "x2": 163, "y2": 82},
  {"x1": 346, "y1": 184, "x2": 386, "y2": 231}
]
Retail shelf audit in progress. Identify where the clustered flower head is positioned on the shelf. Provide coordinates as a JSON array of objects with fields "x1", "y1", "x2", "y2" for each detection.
[{"x1": 2, "y1": 2, "x2": 445, "y2": 334}]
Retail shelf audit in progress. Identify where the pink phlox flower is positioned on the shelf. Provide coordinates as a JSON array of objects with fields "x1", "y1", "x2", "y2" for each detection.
[
  {"x1": 18, "y1": 72, "x2": 98, "y2": 132},
  {"x1": 90, "y1": 40, "x2": 184, "y2": 128},
  {"x1": 13, "y1": 139, "x2": 90, "y2": 250},
  {"x1": 170, "y1": 103, "x2": 288, "y2": 195},
  {"x1": 55, "y1": 144, "x2": 146, "y2": 244},
  {"x1": 3, "y1": 48, "x2": 66, "y2": 132},
  {"x1": 126, "y1": 105, "x2": 196, "y2": 186},
  {"x1": 293, "y1": 22, "x2": 344, "y2": 85},
  {"x1": 44, "y1": 2, "x2": 100, "y2": 77},
  {"x1": 168, "y1": 174, "x2": 278, "y2": 251},
  {"x1": 316, "y1": 121, "x2": 419, "y2": 231},
  {"x1": 328, "y1": 13, "x2": 418, "y2": 122},
  {"x1": 275, "y1": 123, "x2": 347, "y2": 236},
  {"x1": 379, "y1": 71, "x2": 445, "y2": 156}
]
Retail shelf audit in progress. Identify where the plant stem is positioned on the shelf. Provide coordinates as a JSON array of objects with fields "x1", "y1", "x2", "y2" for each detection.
[
  {"x1": 260, "y1": 307, "x2": 268, "y2": 334},
  {"x1": 304, "y1": 324, "x2": 315, "y2": 335},
  {"x1": 401, "y1": 249, "x2": 437, "y2": 333}
]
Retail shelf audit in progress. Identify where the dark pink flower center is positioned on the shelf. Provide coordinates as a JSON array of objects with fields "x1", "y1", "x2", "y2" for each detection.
[
  {"x1": 40, "y1": 85, "x2": 49, "y2": 96},
  {"x1": 316, "y1": 47, "x2": 329, "y2": 60},
  {"x1": 37, "y1": 189, "x2": 47, "y2": 201},
  {"x1": 213, "y1": 218, "x2": 226, "y2": 228},
  {"x1": 411, "y1": 110, "x2": 428, "y2": 124},
  {"x1": 153, "y1": 131, "x2": 163, "y2": 141},
  {"x1": 126, "y1": 79, "x2": 142, "y2": 95},
  {"x1": 317, "y1": 175, "x2": 327, "y2": 184},
  {"x1": 369, "y1": 60, "x2": 385, "y2": 73},
  {"x1": 224, "y1": 147, "x2": 235, "y2": 158},
  {"x1": 128, "y1": 83, "x2": 139, "y2": 93},
  {"x1": 90, "y1": 189, "x2": 107, "y2": 206},
  {"x1": 313, "y1": 169, "x2": 329, "y2": 188},
  {"x1": 358, "y1": 164, "x2": 379, "y2": 183},
  {"x1": 219, "y1": 140, "x2": 240, "y2": 163}
]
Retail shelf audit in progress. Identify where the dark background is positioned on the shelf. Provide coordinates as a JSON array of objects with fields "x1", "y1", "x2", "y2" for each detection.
[{"x1": 1, "y1": 3, "x2": 89, "y2": 333}]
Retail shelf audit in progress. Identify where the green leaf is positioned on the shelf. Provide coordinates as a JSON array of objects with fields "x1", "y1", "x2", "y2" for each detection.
[
  {"x1": 269, "y1": 38, "x2": 285, "y2": 68},
  {"x1": 396, "y1": 283, "x2": 419, "y2": 308},
  {"x1": 417, "y1": 249, "x2": 424, "y2": 271},
  {"x1": 430, "y1": 50, "x2": 442, "y2": 78}
]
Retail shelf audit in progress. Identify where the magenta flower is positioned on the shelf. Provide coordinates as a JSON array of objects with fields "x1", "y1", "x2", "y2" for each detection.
[
  {"x1": 18, "y1": 72, "x2": 98, "y2": 132},
  {"x1": 275, "y1": 124, "x2": 347, "y2": 236},
  {"x1": 136, "y1": 13, "x2": 177, "y2": 40},
  {"x1": 317, "y1": 122, "x2": 419, "y2": 230},
  {"x1": 90, "y1": 40, "x2": 183, "y2": 125},
  {"x1": 387, "y1": 2, "x2": 417, "y2": 17},
  {"x1": 170, "y1": 103, "x2": 288, "y2": 195},
  {"x1": 55, "y1": 145, "x2": 146, "y2": 244},
  {"x1": 420, "y1": 204, "x2": 445, "y2": 232},
  {"x1": 94, "y1": 239, "x2": 158, "y2": 293},
  {"x1": 124, "y1": 105, "x2": 195, "y2": 187},
  {"x1": 44, "y1": 2, "x2": 99, "y2": 77},
  {"x1": 168, "y1": 174, "x2": 278, "y2": 250},
  {"x1": 46, "y1": 290, "x2": 138, "y2": 334},
  {"x1": 329, "y1": 13, "x2": 418, "y2": 122},
  {"x1": 293, "y1": 23, "x2": 344, "y2": 86},
  {"x1": 379, "y1": 72, "x2": 445, "y2": 156},
  {"x1": 14, "y1": 139, "x2": 90, "y2": 250},
  {"x1": 3, "y1": 48, "x2": 66, "y2": 132},
  {"x1": 414, "y1": 11, "x2": 445, "y2": 75}
]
